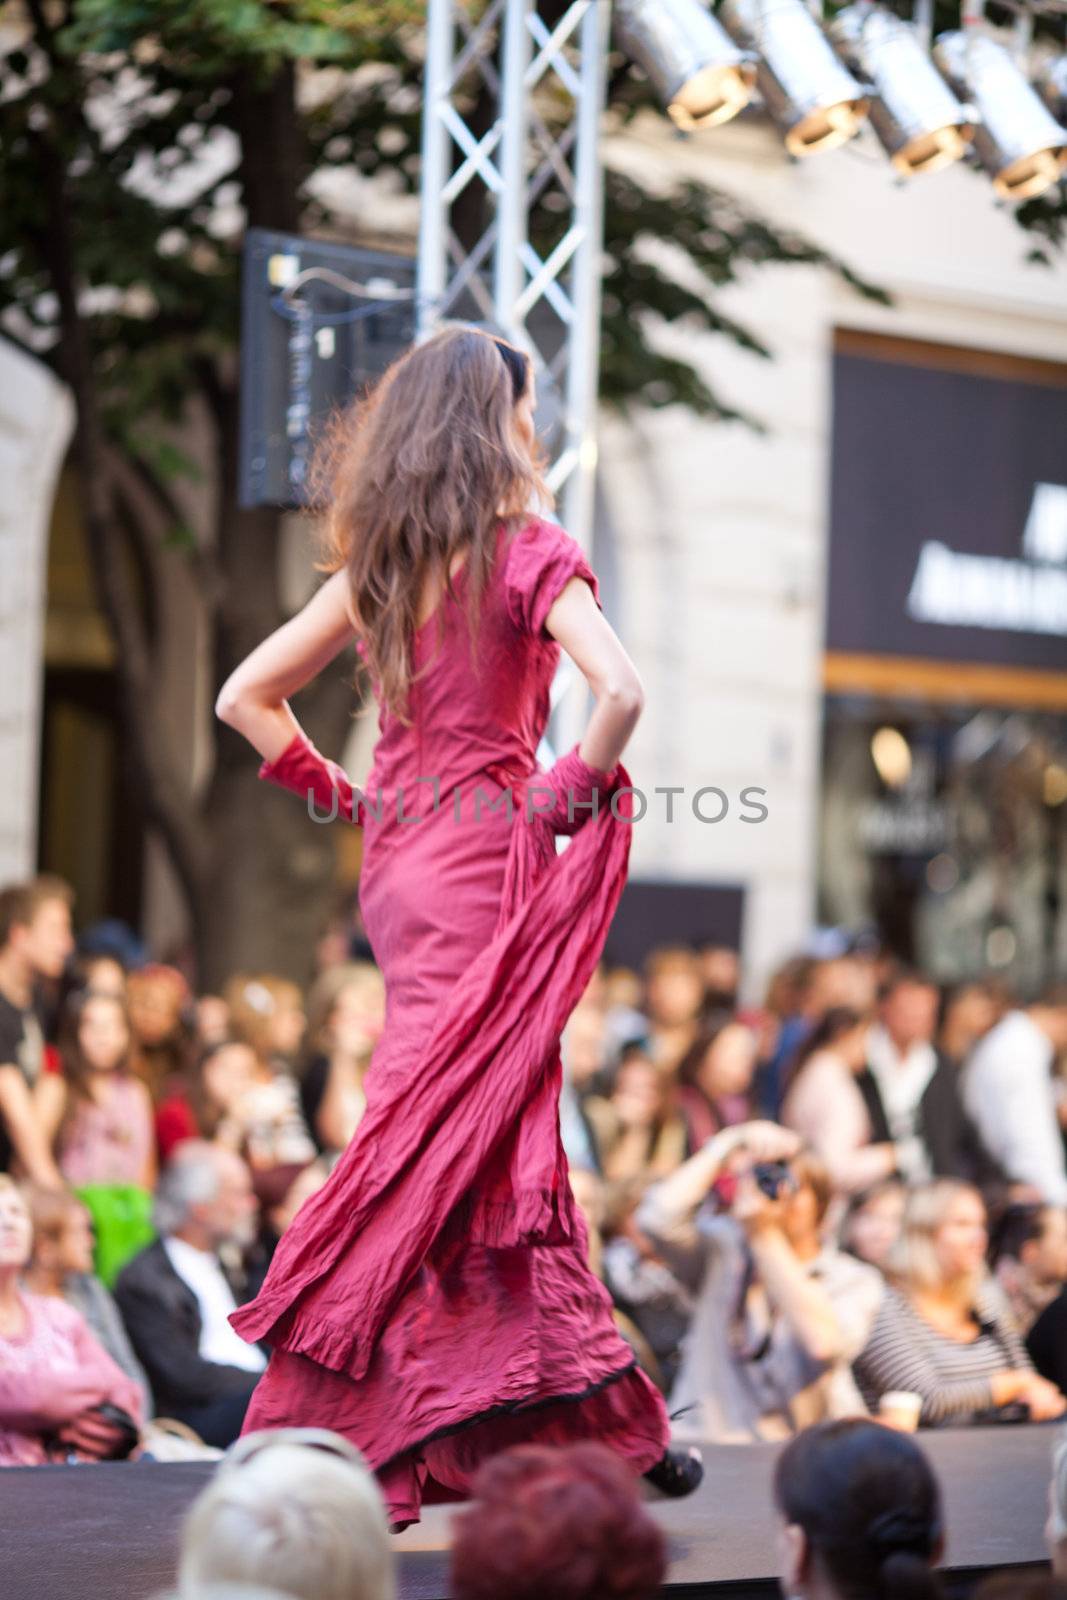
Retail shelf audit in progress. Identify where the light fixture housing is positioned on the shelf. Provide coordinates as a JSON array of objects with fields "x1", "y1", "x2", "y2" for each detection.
[
  {"x1": 933, "y1": 30, "x2": 1067, "y2": 200},
  {"x1": 830, "y1": 5, "x2": 974, "y2": 176},
  {"x1": 719, "y1": 0, "x2": 870, "y2": 156},
  {"x1": 612, "y1": 0, "x2": 757, "y2": 131},
  {"x1": 1036, "y1": 55, "x2": 1067, "y2": 125}
]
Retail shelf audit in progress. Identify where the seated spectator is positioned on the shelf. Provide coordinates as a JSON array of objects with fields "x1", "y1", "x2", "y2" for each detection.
[
  {"x1": 696, "y1": 942, "x2": 740, "y2": 1014},
  {"x1": 127, "y1": 962, "x2": 196, "y2": 1107},
  {"x1": 937, "y1": 979, "x2": 1002, "y2": 1070},
  {"x1": 156, "y1": 1036, "x2": 259, "y2": 1161},
  {"x1": 1025, "y1": 1277, "x2": 1067, "y2": 1400},
  {"x1": 962, "y1": 986, "x2": 1067, "y2": 1205},
  {"x1": 177, "y1": 1427, "x2": 395, "y2": 1600},
  {"x1": 449, "y1": 1441, "x2": 666, "y2": 1600},
  {"x1": 21, "y1": 1183, "x2": 151, "y2": 1418},
  {"x1": 36, "y1": 988, "x2": 157, "y2": 1284},
  {"x1": 114, "y1": 1142, "x2": 267, "y2": 1446},
  {"x1": 299, "y1": 964, "x2": 384, "y2": 1156},
  {"x1": 582, "y1": 1044, "x2": 687, "y2": 1204},
  {"x1": 194, "y1": 994, "x2": 232, "y2": 1051},
  {"x1": 0, "y1": 879, "x2": 73, "y2": 1188},
  {"x1": 224, "y1": 974, "x2": 307, "y2": 1076},
  {"x1": 675, "y1": 1018, "x2": 757, "y2": 1152},
  {"x1": 857, "y1": 967, "x2": 1005, "y2": 1189},
  {"x1": 781, "y1": 1008, "x2": 898, "y2": 1195},
  {"x1": 0, "y1": 1173, "x2": 145, "y2": 1465},
  {"x1": 643, "y1": 945, "x2": 705, "y2": 1075},
  {"x1": 600, "y1": 1189, "x2": 694, "y2": 1395},
  {"x1": 840, "y1": 1178, "x2": 906, "y2": 1272},
  {"x1": 635, "y1": 1122, "x2": 883, "y2": 1442},
  {"x1": 990, "y1": 1203, "x2": 1067, "y2": 1334},
  {"x1": 773, "y1": 1418, "x2": 945, "y2": 1600},
  {"x1": 853, "y1": 1180, "x2": 1066, "y2": 1427}
]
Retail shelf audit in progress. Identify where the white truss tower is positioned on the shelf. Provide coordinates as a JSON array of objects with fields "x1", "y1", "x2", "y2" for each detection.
[{"x1": 416, "y1": 0, "x2": 612, "y2": 757}]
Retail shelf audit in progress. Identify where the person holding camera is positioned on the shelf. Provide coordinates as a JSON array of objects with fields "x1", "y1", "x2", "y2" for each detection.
[{"x1": 634, "y1": 1122, "x2": 883, "y2": 1443}]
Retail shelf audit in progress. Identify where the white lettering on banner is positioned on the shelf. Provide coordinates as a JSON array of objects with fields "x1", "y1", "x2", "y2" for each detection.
[{"x1": 905, "y1": 483, "x2": 1067, "y2": 636}]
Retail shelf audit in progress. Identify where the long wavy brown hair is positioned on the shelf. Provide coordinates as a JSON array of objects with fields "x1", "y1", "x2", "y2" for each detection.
[{"x1": 315, "y1": 325, "x2": 551, "y2": 726}]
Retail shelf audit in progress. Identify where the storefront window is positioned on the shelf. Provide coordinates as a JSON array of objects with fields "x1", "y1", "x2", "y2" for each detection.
[{"x1": 819, "y1": 698, "x2": 1067, "y2": 991}]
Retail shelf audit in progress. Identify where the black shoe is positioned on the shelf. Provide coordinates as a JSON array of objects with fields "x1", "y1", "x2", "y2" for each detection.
[{"x1": 643, "y1": 1445, "x2": 704, "y2": 1498}]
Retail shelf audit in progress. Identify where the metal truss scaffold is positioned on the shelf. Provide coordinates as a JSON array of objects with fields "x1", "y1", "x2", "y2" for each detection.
[{"x1": 416, "y1": 0, "x2": 612, "y2": 757}]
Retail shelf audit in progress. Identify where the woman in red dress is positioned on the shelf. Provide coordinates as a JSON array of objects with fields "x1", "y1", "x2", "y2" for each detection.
[{"x1": 215, "y1": 326, "x2": 703, "y2": 1529}]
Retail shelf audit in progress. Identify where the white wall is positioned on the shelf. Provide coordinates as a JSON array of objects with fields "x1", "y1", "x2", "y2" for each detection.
[
  {"x1": 596, "y1": 113, "x2": 1067, "y2": 1002},
  {"x1": 0, "y1": 341, "x2": 74, "y2": 884}
]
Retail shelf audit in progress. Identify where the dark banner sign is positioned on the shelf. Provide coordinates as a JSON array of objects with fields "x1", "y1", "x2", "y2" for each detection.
[{"x1": 825, "y1": 342, "x2": 1067, "y2": 672}]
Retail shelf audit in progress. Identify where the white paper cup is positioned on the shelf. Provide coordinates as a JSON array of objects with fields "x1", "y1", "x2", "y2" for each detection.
[{"x1": 879, "y1": 1390, "x2": 922, "y2": 1432}]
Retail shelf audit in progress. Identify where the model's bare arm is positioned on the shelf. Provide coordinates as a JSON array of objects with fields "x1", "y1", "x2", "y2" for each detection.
[
  {"x1": 542, "y1": 578, "x2": 644, "y2": 773},
  {"x1": 214, "y1": 570, "x2": 358, "y2": 764}
]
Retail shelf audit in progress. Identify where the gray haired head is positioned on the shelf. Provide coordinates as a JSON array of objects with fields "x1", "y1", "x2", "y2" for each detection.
[{"x1": 153, "y1": 1140, "x2": 227, "y2": 1236}]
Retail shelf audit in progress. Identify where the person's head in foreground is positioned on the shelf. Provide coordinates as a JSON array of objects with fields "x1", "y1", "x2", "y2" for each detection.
[
  {"x1": 177, "y1": 1428, "x2": 395, "y2": 1600},
  {"x1": 1047, "y1": 1426, "x2": 1067, "y2": 1579},
  {"x1": 774, "y1": 1419, "x2": 944, "y2": 1600},
  {"x1": 448, "y1": 1440, "x2": 667, "y2": 1600}
]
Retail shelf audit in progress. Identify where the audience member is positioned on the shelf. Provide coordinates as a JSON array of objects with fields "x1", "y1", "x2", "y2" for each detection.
[
  {"x1": 114, "y1": 1142, "x2": 266, "y2": 1445},
  {"x1": 989, "y1": 1202, "x2": 1067, "y2": 1334},
  {"x1": 0, "y1": 1174, "x2": 145, "y2": 1464},
  {"x1": 37, "y1": 987, "x2": 157, "y2": 1282},
  {"x1": 781, "y1": 1008, "x2": 897, "y2": 1194},
  {"x1": 583, "y1": 1044, "x2": 687, "y2": 1203},
  {"x1": 177, "y1": 1428, "x2": 395, "y2": 1600},
  {"x1": 224, "y1": 975, "x2": 307, "y2": 1075},
  {"x1": 1025, "y1": 1272, "x2": 1067, "y2": 1399},
  {"x1": 696, "y1": 942, "x2": 740, "y2": 1013},
  {"x1": 1047, "y1": 1427, "x2": 1067, "y2": 1580},
  {"x1": 643, "y1": 946, "x2": 705, "y2": 1075},
  {"x1": 853, "y1": 1180, "x2": 1065, "y2": 1426},
  {"x1": 858, "y1": 967, "x2": 1004, "y2": 1187},
  {"x1": 773, "y1": 1418, "x2": 945, "y2": 1600},
  {"x1": 840, "y1": 1179, "x2": 906, "y2": 1271},
  {"x1": 937, "y1": 980, "x2": 1002, "y2": 1070},
  {"x1": 299, "y1": 964, "x2": 384, "y2": 1155},
  {"x1": 675, "y1": 1018, "x2": 757, "y2": 1151},
  {"x1": 127, "y1": 962, "x2": 196, "y2": 1106},
  {"x1": 962, "y1": 986, "x2": 1067, "y2": 1205},
  {"x1": 21, "y1": 1182, "x2": 151, "y2": 1417},
  {"x1": 449, "y1": 1441, "x2": 666, "y2": 1600},
  {"x1": 636, "y1": 1122, "x2": 882, "y2": 1442},
  {"x1": 0, "y1": 878, "x2": 74, "y2": 1187}
]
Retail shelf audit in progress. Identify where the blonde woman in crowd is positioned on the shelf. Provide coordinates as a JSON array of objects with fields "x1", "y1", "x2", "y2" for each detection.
[
  {"x1": 853, "y1": 1180, "x2": 1066, "y2": 1427},
  {"x1": 298, "y1": 964, "x2": 385, "y2": 1156},
  {"x1": 177, "y1": 1429, "x2": 395, "y2": 1600}
]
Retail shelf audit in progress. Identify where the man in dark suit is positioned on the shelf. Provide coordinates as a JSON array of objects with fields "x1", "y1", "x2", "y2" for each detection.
[
  {"x1": 855, "y1": 966, "x2": 1005, "y2": 1193},
  {"x1": 115, "y1": 1141, "x2": 267, "y2": 1446}
]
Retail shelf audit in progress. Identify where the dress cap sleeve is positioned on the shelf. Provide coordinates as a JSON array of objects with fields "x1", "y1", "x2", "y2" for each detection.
[{"x1": 504, "y1": 516, "x2": 602, "y2": 641}]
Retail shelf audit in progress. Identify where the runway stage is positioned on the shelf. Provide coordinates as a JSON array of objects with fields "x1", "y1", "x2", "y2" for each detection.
[{"x1": 0, "y1": 1426, "x2": 1055, "y2": 1600}]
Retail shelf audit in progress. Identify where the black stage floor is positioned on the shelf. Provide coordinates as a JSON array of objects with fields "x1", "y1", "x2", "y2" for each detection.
[{"x1": 0, "y1": 1426, "x2": 1056, "y2": 1600}]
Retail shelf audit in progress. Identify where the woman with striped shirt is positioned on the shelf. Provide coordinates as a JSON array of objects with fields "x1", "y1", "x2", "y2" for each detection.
[{"x1": 853, "y1": 1180, "x2": 1066, "y2": 1427}]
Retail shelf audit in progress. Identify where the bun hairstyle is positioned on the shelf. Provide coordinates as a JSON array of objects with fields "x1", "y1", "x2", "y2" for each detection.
[{"x1": 774, "y1": 1420, "x2": 944, "y2": 1600}]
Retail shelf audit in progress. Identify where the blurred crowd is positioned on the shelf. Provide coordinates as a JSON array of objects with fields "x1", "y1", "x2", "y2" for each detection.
[{"x1": 4, "y1": 871, "x2": 1067, "y2": 1470}]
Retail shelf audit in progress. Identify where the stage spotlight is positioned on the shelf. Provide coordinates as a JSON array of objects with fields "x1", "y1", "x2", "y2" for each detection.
[
  {"x1": 719, "y1": 0, "x2": 869, "y2": 156},
  {"x1": 612, "y1": 0, "x2": 757, "y2": 130},
  {"x1": 830, "y1": 6, "x2": 974, "y2": 176},
  {"x1": 933, "y1": 31, "x2": 1067, "y2": 200}
]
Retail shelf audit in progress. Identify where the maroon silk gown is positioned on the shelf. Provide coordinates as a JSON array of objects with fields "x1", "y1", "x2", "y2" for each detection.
[{"x1": 230, "y1": 515, "x2": 671, "y2": 1526}]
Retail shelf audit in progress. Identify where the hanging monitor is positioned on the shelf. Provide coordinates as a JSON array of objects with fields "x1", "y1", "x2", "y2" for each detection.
[{"x1": 239, "y1": 228, "x2": 416, "y2": 509}]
